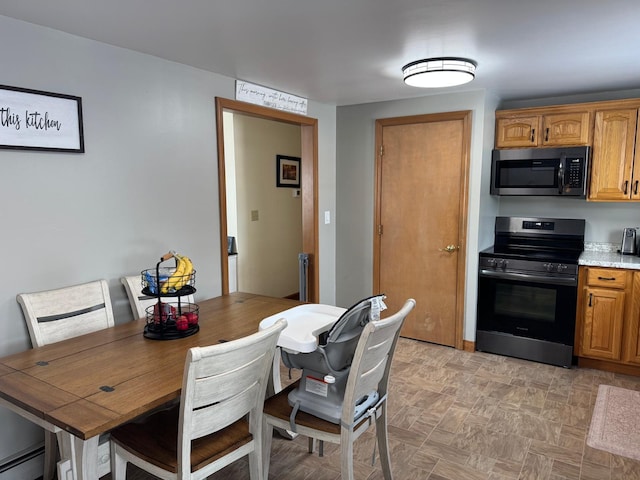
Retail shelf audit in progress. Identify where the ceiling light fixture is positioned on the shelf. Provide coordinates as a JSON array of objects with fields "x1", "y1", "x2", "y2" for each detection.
[{"x1": 402, "y1": 57, "x2": 477, "y2": 88}]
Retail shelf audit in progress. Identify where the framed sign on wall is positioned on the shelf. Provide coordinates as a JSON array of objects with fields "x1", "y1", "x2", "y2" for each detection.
[
  {"x1": 0, "y1": 84, "x2": 84, "y2": 153},
  {"x1": 276, "y1": 155, "x2": 301, "y2": 188}
]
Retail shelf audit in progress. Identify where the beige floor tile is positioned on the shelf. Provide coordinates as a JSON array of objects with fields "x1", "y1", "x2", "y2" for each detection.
[
  {"x1": 519, "y1": 451, "x2": 554, "y2": 480},
  {"x1": 430, "y1": 458, "x2": 490, "y2": 480},
  {"x1": 580, "y1": 459, "x2": 611, "y2": 480},
  {"x1": 551, "y1": 459, "x2": 581, "y2": 480}
]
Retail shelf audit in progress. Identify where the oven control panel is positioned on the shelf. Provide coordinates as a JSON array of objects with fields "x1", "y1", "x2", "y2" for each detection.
[
  {"x1": 522, "y1": 220, "x2": 554, "y2": 231},
  {"x1": 479, "y1": 256, "x2": 578, "y2": 277}
]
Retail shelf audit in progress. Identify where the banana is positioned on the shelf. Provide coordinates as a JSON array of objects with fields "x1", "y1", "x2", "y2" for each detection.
[
  {"x1": 172, "y1": 254, "x2": 194, "y2": 291},
  {"x1": 161, "y1": 254, "x2": 186, "y2": 293}
]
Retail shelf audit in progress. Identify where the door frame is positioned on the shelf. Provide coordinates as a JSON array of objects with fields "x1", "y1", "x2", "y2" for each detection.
[
  {"x1": 373, "y1": 110, "x2": 472, "y2": 349},
  {"x1": 215, "y1": 97, "x2": 319, "y2": 302}
]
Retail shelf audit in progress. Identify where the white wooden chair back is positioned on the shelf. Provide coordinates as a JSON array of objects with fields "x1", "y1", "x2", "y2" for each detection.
[
  {"x1": 17, "y1": 279, "x2": 115, "y2": 347},
  {"x1": 178, "y1": 318, "x2": 287, "y2": 478},
  {"x1": 16, "y1": 279, "x2": 116, "y2": 480},
  {"x1": 261, "y1": 299, "x2": 415, "y2": 480},
  {"x1": 342, "y1": 298, "x2": 415, "y2": 426},
  {"x1": 120, "y1": 275, "x2": 194, "y2": 320}
]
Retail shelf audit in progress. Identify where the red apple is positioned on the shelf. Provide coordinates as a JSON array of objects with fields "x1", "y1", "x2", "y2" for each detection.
[
  {"x1": 176, "y1": 315, "x2": 189, "y2": 331},
  {"x1": 185, "y1": 312, "x2": 199, "y2": 326}
]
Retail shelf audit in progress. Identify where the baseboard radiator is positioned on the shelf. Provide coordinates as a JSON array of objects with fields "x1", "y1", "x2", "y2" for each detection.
[
  {"x1": 298, "y1": 252, "x2": 309, "y2": 302},
  {"x1": 0, "y1": 444, "x2": 44, "y2": 478}
]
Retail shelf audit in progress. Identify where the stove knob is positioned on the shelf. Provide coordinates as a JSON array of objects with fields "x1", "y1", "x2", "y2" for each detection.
[
  {"x1": 486, "y1": 258, "x2": 497, "y2": 268},
  {"x1": 557, "y1": 264, "x2": 568, "y2": 272},
  {"x1": 543, "y1": 263, "x2": 555, "y2": 272},
  {"x1": 501, "y1": 260, "x2": 509, "y2": 269}
]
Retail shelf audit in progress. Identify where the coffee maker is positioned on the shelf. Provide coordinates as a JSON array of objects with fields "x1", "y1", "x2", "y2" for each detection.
[{"x1": 621, "y1": 227, "x2": 638, "y2": 255}]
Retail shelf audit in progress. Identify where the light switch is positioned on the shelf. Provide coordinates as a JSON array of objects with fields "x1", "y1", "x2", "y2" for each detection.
[
  {"x1": 324, "y1": 211, "x2": 330, "y2": 224},
  {"x1": 251, "y1": 210, "x2": 259, "y2": 221}
]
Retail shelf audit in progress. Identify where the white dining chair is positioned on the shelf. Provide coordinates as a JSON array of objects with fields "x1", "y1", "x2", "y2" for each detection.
[
  {"x1": 120, "y1": 274, "x2": 194, "y2": 320},
  {"x1": 109, "y1": 318, "x2": 287, "y2": 480},
  {"x1": 16, "y1": 279, "x2": 116, "y2": 480},
  {"x1": 262, "y1": 298, "x2": 415, "y2": 480}
]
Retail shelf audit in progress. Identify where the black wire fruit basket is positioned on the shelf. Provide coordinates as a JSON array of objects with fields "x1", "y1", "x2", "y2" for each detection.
[{"x1": 141, "y1": 252, "x2": 199, "y2": 340}]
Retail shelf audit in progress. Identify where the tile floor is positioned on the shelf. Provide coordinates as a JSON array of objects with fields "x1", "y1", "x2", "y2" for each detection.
[{"x1": 107, "y1": 338, "x2": 640, "y2": 480}]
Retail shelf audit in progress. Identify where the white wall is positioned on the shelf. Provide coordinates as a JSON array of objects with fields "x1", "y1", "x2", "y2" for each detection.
[
  {"x1": 0, "y1": 14, "x2": 337, "y2": 468},
  {"x1": 335, "y1": 90, "x2": 498, "y2": 342}
]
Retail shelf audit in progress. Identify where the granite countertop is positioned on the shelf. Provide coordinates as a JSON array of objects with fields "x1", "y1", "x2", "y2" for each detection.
[{"x1": 579, "y1": 242, "x2": 640, "y2": 270}]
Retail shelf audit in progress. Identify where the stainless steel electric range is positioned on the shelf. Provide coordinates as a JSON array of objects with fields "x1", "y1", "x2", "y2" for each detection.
[{"x1": 476, "y1": 216, "x2": 585, "y2": 368}]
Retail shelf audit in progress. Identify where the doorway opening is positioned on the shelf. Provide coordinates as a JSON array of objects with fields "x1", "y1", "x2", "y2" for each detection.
[{"x1": 215, "y1": 98, "x2": 319, "y2": 302}]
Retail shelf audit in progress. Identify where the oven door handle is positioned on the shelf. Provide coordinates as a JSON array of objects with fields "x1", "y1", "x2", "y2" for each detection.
[{"x1": 479, "y1": 269, "x2": 577, "y2": 286}]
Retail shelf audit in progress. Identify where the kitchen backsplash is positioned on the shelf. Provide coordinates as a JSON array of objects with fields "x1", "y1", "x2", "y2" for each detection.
[{"x1": 584, "y1": 242, "x2": 619, "y2": 253}]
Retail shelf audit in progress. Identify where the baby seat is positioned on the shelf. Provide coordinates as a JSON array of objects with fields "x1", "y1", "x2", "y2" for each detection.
[{"x1": 281, "y1": 294, "x2": 387, "y2": 424}]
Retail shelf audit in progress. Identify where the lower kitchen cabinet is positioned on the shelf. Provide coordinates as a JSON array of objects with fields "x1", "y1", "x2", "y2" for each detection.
[
  {"x1": 576, "y1": 266, "x2": 640, "y2": 373},
  {"x1": 624, "y1": 272, "x2": 640, "y2": 364}
]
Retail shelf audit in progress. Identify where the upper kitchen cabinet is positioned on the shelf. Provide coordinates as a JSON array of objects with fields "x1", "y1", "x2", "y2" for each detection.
[
  {"x1": 495, "y1": 110, "x2": 591, "y2": 148},
  {"x1": 589, "y1": 108, "x2": 640, "y2": 201}
]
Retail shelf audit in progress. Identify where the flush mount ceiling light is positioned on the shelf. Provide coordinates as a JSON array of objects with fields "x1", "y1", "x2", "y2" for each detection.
[{"x1": 402, "y1": 57, "x2": 477, "y2": 88}]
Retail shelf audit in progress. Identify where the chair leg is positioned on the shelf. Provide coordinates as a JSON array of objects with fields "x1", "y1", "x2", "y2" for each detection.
[
  {"x1": 262, "y1": 420, "x2": 275, "y2": 480},
  {"x1": 248, "y1": 449, "x2": 261, "y2": 480},
  {"x1": 249, "y1": 421, "x2": 263, "y2": 480},
  {"x1": 308, "y1": 437, "x2": 314, "y2": 453},
  {"x1": 111, "y1": 444, "x2": 128, "y2": 480},
  {"x1": 43, "y1": 431, "x2": 57, "y2": 480},
  {"x1": 376, "y1": 405, "x2": 393, "y2": 480},
  {"x1": 340, "y1": 429, "x2": 355, "y2": 480}
]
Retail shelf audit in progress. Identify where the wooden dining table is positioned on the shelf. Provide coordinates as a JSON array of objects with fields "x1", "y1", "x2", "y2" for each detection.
[{"x1": 0, "y1": 292, "x2": 300, "y2": 480}]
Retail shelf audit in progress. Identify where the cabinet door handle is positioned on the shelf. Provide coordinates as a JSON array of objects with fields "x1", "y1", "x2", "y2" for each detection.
[
  {"x1": 635, "y1": 180, "x2": 639, "y2": 195},
  {"x1": 624, "y1": 180, "x2": 629, "y2": 195},
  {"x1": 588, "y1": 293, "x2": 593, "y2": 307},
  {"x1": 597, "y1": 276, "x2": 616, "y2": 281},
  {"x1": 545, "y1": 127, "x2": 549, "y2": 142},
  {"x1": 531, "y1": 129, "x2": 535, "y2": 142}
]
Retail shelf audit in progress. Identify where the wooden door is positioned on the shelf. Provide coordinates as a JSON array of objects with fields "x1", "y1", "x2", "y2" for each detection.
[
  {"x1": 624, "y1": 272, "x2": 640, "y2": 364},
  {"x1": 541, "y1": 112, "x2": 590, "y2": 146},
  {"x1": 589, "y1": 108, "x2": 638, "y2": 201},
  {"x1": 374, "y1": 111, "x2": 470, "y2": 347},
  {"x1": 632, "y1": 113, "x2": 640, "y2": 200},
  {"x1": 581, "y1": 286, "x2": 625, "y2": 360},
  {"x1": 495, "y1": 115, "x2": 541, "y2": 148}
]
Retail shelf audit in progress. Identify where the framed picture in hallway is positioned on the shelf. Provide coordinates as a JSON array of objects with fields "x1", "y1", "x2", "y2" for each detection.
[
  {"x1": 276, "y1": 155, "x2": 300, "y2": 188},
  {"x1": 0, "y1": 84, "x2": 84, "y2": 153}
]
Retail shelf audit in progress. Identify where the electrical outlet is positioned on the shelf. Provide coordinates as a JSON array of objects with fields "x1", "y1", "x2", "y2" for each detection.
[{"x1": 251, "y1": 210, "x2": 259, "y2": 221}]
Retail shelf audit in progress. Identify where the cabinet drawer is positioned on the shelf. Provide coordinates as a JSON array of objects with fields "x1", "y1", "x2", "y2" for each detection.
[{"x1": 586, "y1": 268, "x2": 628, "y2": 289}]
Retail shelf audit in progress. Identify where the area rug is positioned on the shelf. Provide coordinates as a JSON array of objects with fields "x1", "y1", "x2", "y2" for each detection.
[{"x1": 587, "y1": 384, "x2": 640, "y2": 461}]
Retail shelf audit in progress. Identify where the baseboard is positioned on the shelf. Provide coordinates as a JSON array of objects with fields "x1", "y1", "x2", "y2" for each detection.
[
  {"x1": 578, "y1": 357, "x2": 640, "y2": 376},
  {"x1": 463, "y1": 340, "x2": 475, "y2": 352},
  {"x1": 0, "y1": 444, "x2": 43, "y2": 480}
]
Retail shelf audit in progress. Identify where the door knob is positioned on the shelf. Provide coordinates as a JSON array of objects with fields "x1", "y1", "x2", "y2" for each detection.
[{"x1": 439, "y1": 244, "x2": 458, "y2": 253}]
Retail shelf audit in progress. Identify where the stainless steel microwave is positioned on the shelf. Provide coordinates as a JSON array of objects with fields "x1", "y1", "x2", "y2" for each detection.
[{"x1": 491, "y1": 146, "x2": 590, "y2": 197}]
